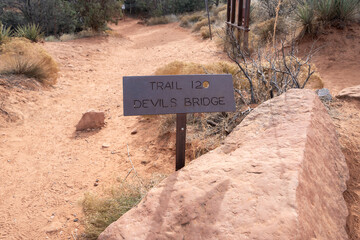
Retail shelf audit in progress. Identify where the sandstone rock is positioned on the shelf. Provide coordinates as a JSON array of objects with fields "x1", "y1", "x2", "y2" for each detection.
[
  {"x1": 75, "y1": 111, "x2": 105, "y2": 131},
  {"x1": 336, "y1": 85, "x2": 360, "y2": 100},
  {"x1": 316, "y1": 88, "x2": 332, "y2": 101},
  {"x1": 99, "y1": 89, "x2": 349, "y2": 240}
]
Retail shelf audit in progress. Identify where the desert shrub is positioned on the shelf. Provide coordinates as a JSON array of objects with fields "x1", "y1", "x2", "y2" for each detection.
[
  {"x1": 154, "y1": 61, "x2": 238, "y2": 76},
  {"x1": 146, "y1": 14, "x2": 178, "y2": 25},
  {"x1": 226, "y1": 30, "x2": 322, "y2": 103},
  {"x1": 44, "y1": 35, "x2": 59, "y2": 42},
  {"x1": 257, "y1": 0, "x2": 298, "y2": 19},
  {"x1": 135, "y1": 0, "x2": 205, "y2": 17},
  {"x1": 193, "y1": 17, "x2": 216, "y2": 32},
  {"x1": 297, "y1": 0, "x2": 360, "y2": 34},
  {"x1": 76, "y1": 0, "x2": 123, "y2": 31},
  {"x1": 252, "y1": 17, "x2": 287, "y2": 43},
  {"x1": 200, "y1": 26, "x2": 211, "y2": 39},
  {"x1": 1, "y1": 0, "x2": 80, "y2": 36},
  {"x1": 213, "y1": 4, "x2": 227, "y2": 17},
  {"x1": 337, "y1": 0, "x2": 360, "y2": 21},
  {"x1": 296, "y1": 1, "x2": 316, "y2": 35},
  {"x1": 59, "y1": 34, "x2": 76, "y2": 42},
  {"x1": 14, "y1": 23, "x2": 43, "y2": 42},
  {"x1": 82, "y1": 174, "x2": 166, "y2": 240},
  {"x1": 0, "y1": 11, "x2": 24, "y2": 30},
  {"x1": 316, "y1": 0, "x2": 360, "y2": 22},
  {"x1": 154, "y1": 61, "x2": 248, "y2": 152},
  {"x1": 153, "y1": 40, "x2": 323, "y2": 144},
  {"x1": 180, "y1": 12, "x2": 206, "y2": 27},
  {"x1": 0, "y1": 22, "x2": 12, "y2": 45},
  {"x1": 0, "y1": 38, "x2": 59, "y2": 85}
]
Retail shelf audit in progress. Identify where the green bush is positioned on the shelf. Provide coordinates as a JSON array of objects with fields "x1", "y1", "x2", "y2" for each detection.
[
  {"x1": 0, "y1": 22, "x2": 12, "y2": 45},
  {"x1": 1, "y1": 0, "x2": 80, "y2": 36},
  {"x1": 257, "y1": 0, "x2": 298, "y2": 19},
  {"x1": 135, "y1": 0, "x2": 206, "y2": 17},
  {"x1": 77, "y1": 0, "x2": 123, "y2": 31},
  {"x1": 296, "y1": 2, "x2": 315, "y2": 34},
  {"x1": 297, "y1": 0, "x2": 360, "y2": 35},
  {"x1": 316, "y1": 0, "x2": 338, "y2": 21},
  {"x1": 15, "y1": 24, "x2": 43, "y2": 42},
  {"x1": 337, "y1": 0, "x2": 360, "y2": 21}
]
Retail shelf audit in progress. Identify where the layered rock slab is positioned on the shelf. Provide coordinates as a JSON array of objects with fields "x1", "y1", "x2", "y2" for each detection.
[
  {"x1": 99, "y1": 89, "x2": 349, "y2": 240},
  {"x1": 337, "y1": 85, "x2": 360, "y2": 100}
]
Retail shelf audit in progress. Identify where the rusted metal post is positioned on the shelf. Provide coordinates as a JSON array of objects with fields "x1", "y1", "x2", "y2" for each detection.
[
  {"x1": 244, "y1": 0, "x2": 251, "y2": 52},
  {"x1": 176, "y1": 113, "x2": 186, "y2": 171},
  {"x1": 237, "y1": 0, "x2": 244, "y2": 45},
  {"x1": 226, "y1": 0, "x2": 251, "y2": 51},
  {"x1": 226, "y1": 0, "x2": 231, "y2": 35},
  {"x1": 231, "y1": 0, "x2": 236, "y2": 24}
]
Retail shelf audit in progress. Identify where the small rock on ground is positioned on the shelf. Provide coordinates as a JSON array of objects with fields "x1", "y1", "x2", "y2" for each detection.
[
  {"x1": 76, "y1": 111, "x2": 105, "y2": 131},
  {"x1": 316, "y1": 88, "x2": 332, "y2": 101}
]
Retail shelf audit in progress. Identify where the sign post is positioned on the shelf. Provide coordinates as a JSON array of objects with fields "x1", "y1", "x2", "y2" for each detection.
[
  {"x1": 176, "y1": 113, "x2": 186, "y2": 170},
  {"x1": 123, "y1": 75, "x2": 236, "y2": 171}
]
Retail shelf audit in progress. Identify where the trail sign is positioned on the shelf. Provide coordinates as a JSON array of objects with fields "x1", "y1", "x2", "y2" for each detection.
[
  {"x1": 123, "y1": 75, "x2": 235, "y2": 115},
  {"x1": 123, "y1": 74, "x2": 236, "y2": 170}
]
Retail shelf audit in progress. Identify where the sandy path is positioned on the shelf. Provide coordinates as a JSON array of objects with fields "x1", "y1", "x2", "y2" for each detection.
[
  {"x1": 0, "y1": 19, "x2": 226, "y2": 239},
  {"x1": 1, "y1": 19, "x2": 359, "y2": 240}
]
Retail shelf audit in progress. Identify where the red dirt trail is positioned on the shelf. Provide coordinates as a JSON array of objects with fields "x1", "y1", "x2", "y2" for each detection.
[
  {"x1": 0, "y1": 19, "x2": 226, "y2": 239},
  {"x1": 0, "y1": 19, "x2": 359, "y2": 239}
]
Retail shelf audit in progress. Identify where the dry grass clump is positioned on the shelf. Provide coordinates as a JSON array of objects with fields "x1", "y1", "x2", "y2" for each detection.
[
  {"x1": 179, "y1": 4, "x2": 227, "y2": 34},
  {"x1": 192, "y1": 17, "x2": 216, "y2": 32},
  {"x1": 200, "y1": 26, "x2": 211, "y2": 39},
  {"x1": 45, "y1": 30, "x2": 106, "y2": 43},
  {"x1": 154, "y1": 60, "x2": 322, "y2": 91},
  {"x1": 213, "y1": 4, "x2": 227, "y2": 17},
  {"x1": 147, "y1": 14, "x2": 178, "y2": 26},
  {"x1": 82, "y1": 174, "x2": 166, "y2": 240},
  {"x1": 154, "y1": 60, "x2": 238, "y2": 76},
  {"x1": 252, "y1": 17, "x2": 288, "y2": 44},
  {"x1": 180, "y1": 12, "x2": 206, "y2": 27},
  {"x1": 0, "y1": 38, "x2": 59, "y2": 85}
]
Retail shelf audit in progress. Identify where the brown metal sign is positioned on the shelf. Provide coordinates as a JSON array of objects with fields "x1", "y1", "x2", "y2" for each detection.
[{"x1": 123, "y1": 74, "x2": 236, "y2": 116}]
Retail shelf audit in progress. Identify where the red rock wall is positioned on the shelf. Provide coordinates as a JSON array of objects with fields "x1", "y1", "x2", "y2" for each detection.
[{"x1": 99, "y1": 89, "x2": 349, "y2": 240}]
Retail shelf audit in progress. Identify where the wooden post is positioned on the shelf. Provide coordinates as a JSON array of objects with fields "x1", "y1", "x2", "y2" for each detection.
[{"x1": 176, "y1": 113, "x2": 187, "y2": 171}]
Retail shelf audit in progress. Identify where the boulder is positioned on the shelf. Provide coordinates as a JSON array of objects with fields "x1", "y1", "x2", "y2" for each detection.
[
  {"x1": 75, "y1": 111, "x2": 105, "y2": 131},
  {"x1": 336, "y1": 85, "x2": 360, "y2": 100},
  {"x1": 99, "y1": 89, "x2": 349, "y2": 240}
]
